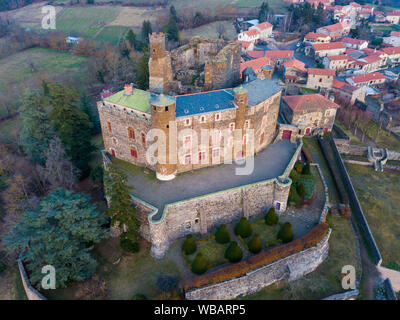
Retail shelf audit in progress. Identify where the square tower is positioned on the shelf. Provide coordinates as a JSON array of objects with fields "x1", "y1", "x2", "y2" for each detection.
[{"x1": 149, "y1": 33, "x2": 173, "y2": 94}]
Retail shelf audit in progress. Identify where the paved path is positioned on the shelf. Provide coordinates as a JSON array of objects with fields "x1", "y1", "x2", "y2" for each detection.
[{"x1": 378, "y1": 266, "x2": 400, "y2": 292}]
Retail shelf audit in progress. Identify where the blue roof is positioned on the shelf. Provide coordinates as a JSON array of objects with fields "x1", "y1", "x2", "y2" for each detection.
[
  {"x1": 175, "y1": 89, "x2": 235, "y2": 118},
  {"x1": 242, "y1": 78, "x2": 282, "y2": 106}
]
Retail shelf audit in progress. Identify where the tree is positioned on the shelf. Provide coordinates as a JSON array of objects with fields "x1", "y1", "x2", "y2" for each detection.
[
  {"x1": 105, "y1": 163, "x2": 141, "y2": 251},
  {"x1": 135, "y1": 53, "x2": 149, "y2": 90},
  {"x1": 2, "y1": 189, "x2": 109, "y2": 289},
  {"x1": 19, "y1": 92, "x2": 54, "y2": 165},
  {"x1": 170, "y1": 5, "x2": 178, "y2": 22},
  {"x1": 215, "y1": 224, "x2": 230, "y2": 244},
  {"x1": 278, "y1": 222, "x2": 294, "y2": 243},
  {"x1": 258, "y1": 2, "x2": 269, "y2": 22},
  {"x1": 224, "y1": 241, "x2": 243, "y2": 263},
  {"x1": 191, "y1": 253, "x2": 208, "y2": 274},
  {"x1": 141, "y1": 20, "x2": 153, "y2": 44},
  {"x1": 48, "y1": 84, "x2": 95, "y2": 178},
  {"x1": 288, "y1": 185, "x2": 301, "y2": 206},
  {"x1": 234, "y1": 217, "x2": 252, "y2": 238},
  {"x1": 297, "y1": 182, "x2": 306, "y2": 199},
  {"x1": 126, "y1": 29, "x2": 137, "y2": 49},
  {"x1": 248, "y1": 234, "x2": 262, "y2": 254},
  {"x1": 79, "y1": 91, "x2": 100, "y2": 135},
  {"x1": 216, "y1": 23, "x2": 226, "y2": 39},
  {"x1": 302, "y1": 162, "x2": 311, "y2": 175},
  {"x1": 182, "y1": 234, "x2": 197, "y2": 255},
  {"x1": 265, "y1": 207, "x2": 278, "y2": 226},
  {"x1": 166, "y1": 16, "x2": 179, "y2": 42}
]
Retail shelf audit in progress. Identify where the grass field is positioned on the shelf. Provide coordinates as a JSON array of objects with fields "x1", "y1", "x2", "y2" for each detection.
[
  {"x1": 345, "y1": 163, "x2": 400, "y2": 270},
  {"x1": 185, "y1": 237, "x2": 230, "y2": 269},
  {"x1": 334, "y1": 121, "x2": 365, "y2": 146},
  {"x1": 362, "y1": 121, "x2": 400, "y2": 150},
  {"x1": 181, "y1": 21, "x2": 237, "y2": 41},
  {"x1": 245, "y1": 214, "x2": 358, "y2": 300},
  {"x1": 0, "y1": 47, "x2": 88, "y2": 117}
]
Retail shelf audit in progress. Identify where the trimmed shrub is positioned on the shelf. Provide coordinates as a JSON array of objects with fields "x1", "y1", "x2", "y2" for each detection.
[
  {"x1": 132, "y1": 294, "x2": 147, "y2": 300},
  {"x1": 265, "y1": 207, "x2": 278, "y2": 225},
  {"x1": 302, "y1": 162, "x2": 311, "y2": 175},
  {"x1": 248, "y1": 234, "x2": 262, "y2": 254},
  {"x1": 288, "y1": 185, "x2": 301, "y2": 205},
  {"x1": 156, "y1": 274, "x2": 179, "y2": 292},
  {"x1": 297, "y1": 182, "x2": 306, "y2": 199},
  {"x1": 191, "y1": 253, "x2": 208, "y2": 275},
  {"x1": 289, "y1": 169, "x2": 301, "y2": 184},
  {"x1": 182, "y1": 234, "x2": 197, "y2": 255},
  {"x1": 225, "y1": 241, "x2": 243, "y2": 263},
  {"x1": 120, "y1": 235, "x2": 139, "y2": 253},
  {"x1": 234, "y1": 217, "x2": 252, "y2": 238},
  {"x1": 294, "y1": 162, "x2": 303, "y2": 173},
  {"x1": 278, "y1": 222, "x2": 294, "y2": 243},
  {"x1": 215, "y1": 224, "x2": 231, "y2": 244}
]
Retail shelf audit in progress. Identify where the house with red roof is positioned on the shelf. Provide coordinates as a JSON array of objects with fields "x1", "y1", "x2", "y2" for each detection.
[
  {"x1": 383, "y1": 33, "x2": 400, "y2": 48},
  {"x1": 317, "y1": 22, "x2": 351, "y2": 40},
  {"x1": 237, "y1": 40, "x2": 254, "y2": 53},
  {"x1": 265, "y1": 50, "x2": 294, "y2": 69},
  {"x1": 247, "y1": 50, "x2": 266, "y2": 59},
  {"x1": 386, "y1": 11, "x2": 400, "y2": 24},
  {"x1": 304, "y1": 32, "x2": 331, "y2": 44},
  {"x1": 346, "y1": 72, "x2": 386, "y2": 87},
  {"x1": 249, "y1": 21, "x2": 273, "y2": 41},
  {"x1": 281, "y1": 94, "x2": 339, "y2": 135},
  {"x1": 283, "y1": 59, "x2": 307, "y2": 84},
  {"x1": 238, "y1": 28, "x2": 260, "y2": 43},
  {"x1": 323, "y1": 54, "x2": 349, "y2": 70},
  {"x1": 305, "y1": 42, "x2": 346, "y2": 61},
  {"x1": 382, "y1": 46, "x2": 400, "y2": 65},
  {"x1": 306, "y1": 68, "x2": 335, "y2": 90},
  {"x1": 341, "y1": 37, "x2": 368, "y2": 50},
  {"x1": 240, "y1": 57, "x2": 274, "y2": 80},
  {"x1": 332, "y1": 79, "x2": 366, "y2": 104}
]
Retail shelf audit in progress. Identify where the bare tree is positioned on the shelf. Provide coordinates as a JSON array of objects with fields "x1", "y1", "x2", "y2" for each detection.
[
  {"x1": 216, "y1": 23, "x2": 226, "y2": 39},
  {"x1": 37, "y1": 137, "x2": 79, "y2": 191}
]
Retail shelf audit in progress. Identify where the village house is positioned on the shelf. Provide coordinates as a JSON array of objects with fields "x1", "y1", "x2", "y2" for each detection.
[
  {"x1": 346, "y1": 72, "x2": 386, "y2": 87},
  {"x1": 283, "y1": 59, "x2": 307, "y2": 84},
  {"x1": 374, "y1": 11, "x2": 386, "y2": 22},
  {"x1": 306, "y1": 68, "x2": 335, "y2": 90},
  {"x1": 317, "y1": 22, "x2": 351, "y2": 40},
  {"x1": 386, "y1": 11, "x2": 400, "y2": 24},
  {"x1": 382, "y1": 46, "x2": 400, "y2": 66},
  {"x1": 383, "y1": 31, "x2": 400, "y2": 47},
  {"x1": 341, "y1": 37, "x2": 368, "y2": 50},
  {"x1": 281, "y1": 94, "x2": 339, "y2": 136},
  {"x1": 237, "y1": 40, "x2": 254, "y2": 53},
  {"x1": 265, "y1": 50, "x2": 294, "y2": 69},
  {"x1": 249, "y1": 21, "x2": 273, "y2": 41},
  {"x1": 323, "y1": 54, "x2": 349, "y2": 71},
  {"x1": 306, "y1": 42, "x2": 346, "y2": 61},
  {"x1": 332, "y1": 79, "x2": 366, "y2": 104},
  {"x1": 238, "y1": 29, "x2": 260, "y2": 43},
  {"x1": 240, "y1": 57, "x2": 275, "y2": 80},
  {"x1": 355, "y1": 54, "x2": 384, "y2": 73},
  {"x1": 304, "y1": 32, "x2": 331, "y2": 44}
]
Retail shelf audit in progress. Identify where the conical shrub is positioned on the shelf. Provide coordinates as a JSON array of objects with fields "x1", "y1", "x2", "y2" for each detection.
[
  {"x1": 248, "y1": 234, "x2": 262, "y2": 254},
  {"x1": 191, "y1": 253, "x2": 208, "y2": 274},
  {"x1": 182, "y1": 234, "x2": 197, "y2": 255},
  {"x1": 278, "y1": 222, "x2": 294, "y2": 243},
  {"x1": 215, "y1": 224, "x2": 230, "y2": 244},
  {"x1": 224, "y1": 241, "x2": 243, "y2": 263},
  {"x1": 265, "y1": 207, "x2": 279, "y2": 225},
  {"x1": 234, "y1": 217, "x2": 252, "y2": 238}
]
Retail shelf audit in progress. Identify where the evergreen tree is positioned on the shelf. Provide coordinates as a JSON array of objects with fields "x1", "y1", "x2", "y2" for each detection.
[
  {"x1": 192, "y1": 253, "x2": 208, "y2": 274},
  {"x1": 248, "y1": 234, "x2": 262, "y2": 254},
  {"x1": 166, "y1": 16, "x2": 179, "y2": 42},
  {"x1": 302, "y1": 162, "x2": 311, "y2": 175},
  {"x1": 278, "y1": 222, "x2": 294, "y2": 243},
  {"x1": 136, "y1": 52, "x2": 149, "y2": 90},
  {"x1": 297, "y1": 182, "x2": 306, "y2": 199},
  {"x1": 48, "y1": 84, "x2": 95, "y2": 178},
  {"x1": 225, "y1": 241, "x2": 243, "y2": 263},
  {"x1": 2, "y1": 189, "x2": 108, "y2": 289},
  {"x1": 126, "y1": 29, "x2": 137, "y2": 49},
  {"x1": 234, "y1": 217, "x2": 252, "y2": 238},
  {"x1": 20, "y1": 92, "x2": 54, "y2": 165},
  {"x1": 288, "y1": 184, "x2": 301, "y2": 205},
  {"x1": 105, "y1": 163, "x2": 141, "y2": 250},
  {"x1": 265, "y1": 207, "x2": 278, "y2": 226},
  {"x1": 215, "y1": 224, "x2": 231, "y2": 244},
  {"x1": 182, "y1": 234, "x2": 197, "y2": 255},
  {"x1": 141, "y1": 20, "x2": 152, "y2": 43},
  {"x1": 79, "y1": 91, "x2": 100, "y2": 135},
  {"x1": 170, "y1": 5, "x2": 177, "y2": 22},
  {"x1": 258, "y1": 2, "x2": 269, "y2": 22}
]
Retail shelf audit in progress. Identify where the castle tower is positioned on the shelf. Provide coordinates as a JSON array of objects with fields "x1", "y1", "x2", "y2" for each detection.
[
  {"x1": 234, "y1": 86, "x2": 248, "y2": 158},
  {"x1": 150, "y1": 93, "x2": 177, "y2": 181},
  {"x1": 149, "y1": 33, "x2": 173, "y2": 94}
]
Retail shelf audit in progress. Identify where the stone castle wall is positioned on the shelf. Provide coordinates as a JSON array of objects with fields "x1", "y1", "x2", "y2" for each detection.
[{"x1": 185, "y1": 229, "x2": 331, "y2": 300}]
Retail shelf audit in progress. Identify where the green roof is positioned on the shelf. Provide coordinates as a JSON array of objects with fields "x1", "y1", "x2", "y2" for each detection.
[{"x1": 104, "y1": 88, "x2": 151, "y2": 113}]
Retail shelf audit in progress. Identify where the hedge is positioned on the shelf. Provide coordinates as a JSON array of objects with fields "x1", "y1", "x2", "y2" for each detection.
[{"x1": 184, "y1": 223, "x2": 329, "y2": 291}]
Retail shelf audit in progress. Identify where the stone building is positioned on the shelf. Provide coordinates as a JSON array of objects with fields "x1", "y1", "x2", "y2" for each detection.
[
  {"x1": 306, "y1": 68, "x2": 335, "y2": 90},
  {"x1": 306, "y1": 42, "x2": 346, "y2": 61},
  {"x1": 281, "y1": 94, "x2": 339, "y2": 135},
  {"x1": 316, "y1": 22, "x2": 351, "y2": 40},
  {"x1": 283, "y1": 59, "x2": 307, "y2": 84},
  {"x1": 332, "y1": 79, "x2": 366, "y2": 104},
  {"x1": 304, "y1": 32, "x2": 331, "y2": 44},
  {"x1": 346, "y1": 72, "x2": 386, "y2": 87}
]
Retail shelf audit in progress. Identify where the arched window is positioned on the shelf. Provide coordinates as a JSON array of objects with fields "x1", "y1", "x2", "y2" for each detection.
[
  {"x1": 110, "y1": 149, "x2": 116, "y2": 157},
  {"x1": 107, "y1": 121, "x2": 112, "y2": 133},
  {"x1": 128, "y1": 127, "x2": 135, "y2": 140},
  {"x1": 141, "y1": 133, "x2": 146, "y2": 146},
  {"x1": 130, "y1": 147, "x2": 138, "y2": 159}
]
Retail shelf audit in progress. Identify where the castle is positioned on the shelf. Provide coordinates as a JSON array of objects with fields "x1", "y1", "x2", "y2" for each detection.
[{"x1": 97, "y1": 33, "x2": 287, "y2": 181}]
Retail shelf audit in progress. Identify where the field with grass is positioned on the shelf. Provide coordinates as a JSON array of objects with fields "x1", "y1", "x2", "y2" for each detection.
[
  {"x1": 345, "y1": 163, "x2": 400, "y2": 270},
  {"x1": 251, "y1": 220, "x2": 280, "y2": 248},
  {"x1": 245, "y1": 214, "x2": 359, "y2": 300},
  {"x1": 185, "y1": 237, "x2": 230, "y2": 269},
  {"x1": 362, "y1": 121, "x2": 400, "y2": 150},
  {"x1": 0, "y1": 47, "x2": 88, "y2": 117},
  {"x1": 334, "y1": 121, "x2": 365, "y2": 146},
  {"x1": 181, "y1": 21, "x2": 237, "y2": 41}
]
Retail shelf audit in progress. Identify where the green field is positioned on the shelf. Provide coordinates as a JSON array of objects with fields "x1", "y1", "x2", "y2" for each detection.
[
  {"x1": 181, "y1": 21, "x2": 237, "y2": 41},
  {"x1": 94, "y1": 26, "x2": 130, "y2": 45},
  {"x1": 245, "y1": 214, "x2": 359, "y2": 300},
  {"x1": 0, "y1": 47, "x2": 88, "y2": 117},
  {"x1": 345, "y1": 163, "x2": 400, "y2": 270}
]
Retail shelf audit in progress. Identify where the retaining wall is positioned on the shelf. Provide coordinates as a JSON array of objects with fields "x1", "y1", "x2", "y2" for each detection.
[{"x1": 18, "y1": 258, "x2": 46, "y2": 300}]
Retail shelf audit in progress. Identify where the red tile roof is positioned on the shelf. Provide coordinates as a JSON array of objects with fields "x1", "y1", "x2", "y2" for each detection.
[
  {"x1": 243, "y1": 29, "x2": 260, "y2": 37},
  {"x1": 323, "y1": 22, "x2": 345, "y2": 32},
  {"x1": 390, "y1": 31, "x2": 400, "y2": 37},
  {"x1": 265, "y1": 50, "x2": 294, "y2": 59},
  {"x1": 304, "y1": 32, "x2": 330, "y2": 40},
  {"x1": 387, "y1": 11, "x2": 400, "y2": 16},
  {"x1": 308, "y1": 68, "x2": 335, "y2": 76},
  {"x1": 284, "y1": 59, "x2": 306, "y2": 72},
  {"x1": 312, "y1": 42, "x2": 346, "y2": 51},
  {"x1": 382, "y1": 46, "x2": 400, "y2": 55},
  {"x1": 327, "y1": 54, "x2": 348, "y2": 61},
  {"x1": 237, "y1": 40, "x2": 253, "y2": 48},
  {"x1": 283, "y1": 94, "x2": 339, "y2": 112},
  {"x1": 247, "y1": 50, "x2": 266, "y2": 59},
  {"x1": 341, "y1": 37, "x2": 367, "y2": 45},
  {"x1": 359, "y1": 55, "x2": 382, "y2": 64},
  {"x1": 240, "y1": 57, "x2": 274, "y2": 74},
  {"x1": 333, "y1": 79, "x2": 346, "y2": 88},
  {"x1": 254, "y1": 21, "x2": 273, "y2": 30},
  {"x1": 348, "y1": 72, "x2": 385, "y2": 84}
]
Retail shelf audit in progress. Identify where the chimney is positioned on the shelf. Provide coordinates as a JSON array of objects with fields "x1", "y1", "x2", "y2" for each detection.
[{"x1": 124, "y1": 83, "x2": 133, "y2": 95}]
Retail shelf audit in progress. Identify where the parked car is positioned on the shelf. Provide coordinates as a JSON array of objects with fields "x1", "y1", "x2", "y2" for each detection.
[
  {"x1": 270, "y1": 34, "x2": 275, "y2": 38},
  {"x1": 296, "y1": 42, "x2": 301, "y2": 48},
  {"x1": 258, "y1": 40, "x2": 267, "y2": 45}
]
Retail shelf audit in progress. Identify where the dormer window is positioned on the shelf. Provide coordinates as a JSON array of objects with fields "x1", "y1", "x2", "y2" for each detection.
[
  {"x1": 215, "y1": 113, "x2": 221, "y2": 121},
  {"x1": 200, "y1": 115, "x2": 206, "y2": 123},
  {"x1": 185, "y1": 118, "x2": 191, "y2": 126},
  {"x1": 244, "y1": 120, "x2": 250, "y2": 129}
]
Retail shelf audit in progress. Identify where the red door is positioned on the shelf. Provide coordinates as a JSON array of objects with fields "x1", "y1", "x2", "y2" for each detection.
[
  {"x1": 282, "y1": 130, "x2": 292, "y2": 140},
  {"x1": 305, "y1": 128, "x2": 311, "y2": 134},
  {"x1": 111, "y1": 149, "x2": 116, "y2": 157},
  {"x1": 323, "y1": 128, "x2": 328, "y2": 133}
]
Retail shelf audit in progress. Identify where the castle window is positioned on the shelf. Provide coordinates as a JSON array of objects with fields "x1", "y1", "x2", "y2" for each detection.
[
  {"x1": 229, "y1": 123, "x2": 235, "y2": 131},
  {"x1": 195, "y1": 218, "x2": 199, "y2": 224},
  {"x1": 128, "y1": 127, "x2": 135, "y2": 140},
  {"x1": 244, "y1": 120, "x2": 250, "y2": 129},
  {"x1": 262, "y1": 116, "x2": 267, "y2": 128},
  {"x1": 199, "y1": 151, "x2": 206, "y2": 162},
  {"x1": 200, "y1": 115, "x2": 206, "y2": 123},
  {"x1": 184, "y1": 118, "x2": 191, "y2": 126},
  {"x1": 111, "y1": 149, "x2": 116, "y2": 157},
  {"x1": 130, "y1": 147, "x2": 138, "y2": 159},
  {"x1": 212, "y1": 130, "x2": 221, "y2": 145},
  {"x1": 107, "y1": 121, "x2": 112, "y2": 133},
  {"x1": 184, "y1": 135, "x2": 192, "y2": 151},
  {"x1": 141, "y1": 133, "x2": 146, "y2": 146},
  {"x1": 212, "y1": 148, "x2": 220, "y2": 159},
  {"x1": 215, "y1": 113, "x2": 221, "y2": 121},
  {"x1": 165, "y1": 106, "x2": 168, "y2": 112},
  {"x1": 184, "y1": 154, "x2": 191, "y2": 165},
  {"x1": 260, "y1": 132, "x2": 265, "y2": 144}
]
